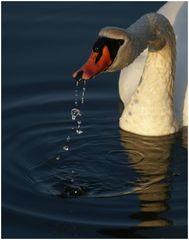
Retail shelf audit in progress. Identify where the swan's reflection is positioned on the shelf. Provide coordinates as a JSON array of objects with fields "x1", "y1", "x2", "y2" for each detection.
[
  {"x1": 181, "y1": 126, "x2": 188, "y2": 148},
  {"x1": 120, "y1": 130, "x2": 175, "y2": 228}
]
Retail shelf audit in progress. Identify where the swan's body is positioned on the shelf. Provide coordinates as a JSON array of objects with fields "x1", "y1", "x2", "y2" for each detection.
[
  {"x1": 119, "y1": 2, "x2": 187, "y2": 135},
  {"x1": 73, "y1": 2, "x2": 187, "y2": 136}
]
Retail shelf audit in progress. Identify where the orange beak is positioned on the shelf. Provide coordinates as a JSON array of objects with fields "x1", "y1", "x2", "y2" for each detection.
[{"x1": 72, "y1": 45, "x2": 112, "y2": 81}]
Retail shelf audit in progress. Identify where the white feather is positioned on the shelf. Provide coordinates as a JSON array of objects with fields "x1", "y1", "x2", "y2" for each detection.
[{"x1": 119, "y1": 2, "x2": 188, "y2": 132}]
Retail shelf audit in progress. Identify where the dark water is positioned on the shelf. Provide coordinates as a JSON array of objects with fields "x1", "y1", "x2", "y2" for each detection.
[{"x1": 2, "y1": 2, "x2": 187, "y2": 238}]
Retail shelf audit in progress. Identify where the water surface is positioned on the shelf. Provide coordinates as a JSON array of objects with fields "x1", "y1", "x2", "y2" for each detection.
[{"x1": 2, "y1": 2, "x2": 187, "y2": 238}]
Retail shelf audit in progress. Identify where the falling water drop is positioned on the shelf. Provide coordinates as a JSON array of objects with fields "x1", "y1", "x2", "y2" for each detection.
[
  {"x1": 74, "y1": 81, "x2": 79, "y2": 107},
  {"x1": 56, "y1": 80, "x2": 87, "y2": 159},
  {"x1": 71, "y1": 108, "x2": 82, "y2": 120},
  {"x1": 76, "y1": 120, "x2": 83, "y2": 134},
  {"x1": 66, "y1": 136, "x2": 71, "y2": 142},
  {"x1": 63, "y1": 145, "x2": 69, "y2": 151},
  {"x1": 76, "y1": 129, "x2": 83, "y2": 135},
  {"x1": 81, "y1": 80, "x2": 87, "y2": 104}
]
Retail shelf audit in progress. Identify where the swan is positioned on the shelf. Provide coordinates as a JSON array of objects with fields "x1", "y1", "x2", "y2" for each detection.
[{"x1": 72, "y1": 2, "x2": 187, "y2": 136}]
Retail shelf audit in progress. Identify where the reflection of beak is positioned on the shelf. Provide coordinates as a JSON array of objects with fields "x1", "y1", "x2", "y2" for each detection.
[{"x1": 72, "y1": 45, "x2": 112, "y2": 81}]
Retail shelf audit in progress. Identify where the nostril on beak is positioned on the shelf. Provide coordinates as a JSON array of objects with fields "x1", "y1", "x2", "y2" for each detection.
[{"x1": 73, "y1": 70, "x2": 83, "y2": 81}]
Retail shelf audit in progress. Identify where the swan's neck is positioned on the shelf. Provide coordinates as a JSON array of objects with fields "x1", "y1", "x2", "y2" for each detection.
[
  {"x1": 126, "y1": 14, "x2": 173, "y2": 62},
  {"x1": 120, "y1": 14, "x2": 178, "y2": 136},
  {"x1": 126, "y1": 15, "x2": 153, "y2": 59}
]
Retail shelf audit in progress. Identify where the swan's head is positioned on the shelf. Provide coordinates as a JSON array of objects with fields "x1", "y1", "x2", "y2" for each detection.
[{"x1": 72, "y1": 27, "x2": 134, "y2": 81}]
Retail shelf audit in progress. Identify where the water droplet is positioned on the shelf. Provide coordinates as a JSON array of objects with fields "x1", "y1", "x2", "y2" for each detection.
[
  {"x1": 56, "y1": 155, "x2": 60, "y2": 161},
  {"x1": 71, "y1": 170, "x2": 75, "y2": 174},
  {"x1": 71, "y1": 108, "x2": 82, "y2": 120},
  {"x1": 81, "y1": 87, "x2": 86, "y2": 104},
  {"x1": 76, "y1": 129, "x2": 83, "y2": 135},
  {"x1": 59, "y1": 77, "x2": 87, "y2": 157},
  {"x1": 66, "y1": 136, "x2": 71, "y2": 142},
  {"x1": 63, "y1": 145, "x2": 69, "y2": 151}
]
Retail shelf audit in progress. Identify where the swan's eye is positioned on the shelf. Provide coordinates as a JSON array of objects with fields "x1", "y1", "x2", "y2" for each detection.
[
  {"x1": 93, "y1": 37, "x2": 107, "y2": 63},
  {"x1": 94, "y1": 47, "x2": 99, "y2": 52},
  {"x1": 92, "y1": 37, "x2": 124, "y2": 64},
  {"x1": 95, "y1": 49, "x2": 103, "y2": 63},
  {"x1": 93, "y1": 37, "x2": 106, "y2": 53}
]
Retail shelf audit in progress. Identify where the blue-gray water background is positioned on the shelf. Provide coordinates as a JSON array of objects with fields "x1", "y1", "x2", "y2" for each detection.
[{"x1": 2, "y1": 2, "x2": 187, "y2": 238}]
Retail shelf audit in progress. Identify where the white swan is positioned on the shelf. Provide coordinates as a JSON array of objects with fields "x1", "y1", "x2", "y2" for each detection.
[
  {"x1": 119, "y1": 2, "x2": 188, "y2": 132},
  {"x1": 73, "y1": 2, "x2": 187, "y2": 136}
]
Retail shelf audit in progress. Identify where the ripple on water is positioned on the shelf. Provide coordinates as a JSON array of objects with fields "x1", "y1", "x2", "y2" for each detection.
[
  {"x1": 5, "y1": 111, "x2": 187, "y2": 201},
  {"x1": 25, "y1": 132, "x2": 141, "y2": 198},
  {"x1": 4, "y1": 81, "x2": 187, "y2": 202},
  {"x1": 3, "y1": 79, "x2": 187, "y2": 219}
]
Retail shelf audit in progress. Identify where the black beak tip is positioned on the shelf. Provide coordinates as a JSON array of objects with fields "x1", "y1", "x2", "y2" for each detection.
[{"x1": 73, "y1": 70, "x2": 84, "y2": 82}]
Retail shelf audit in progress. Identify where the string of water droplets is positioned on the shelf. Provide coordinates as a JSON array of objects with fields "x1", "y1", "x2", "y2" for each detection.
[{"x1": 56, "y1": 80, "x2": 87, "y2": 160}]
